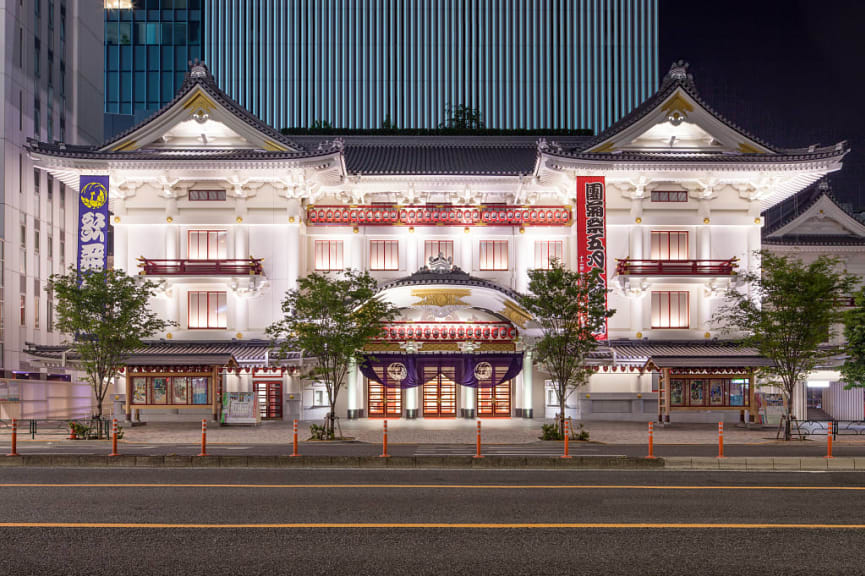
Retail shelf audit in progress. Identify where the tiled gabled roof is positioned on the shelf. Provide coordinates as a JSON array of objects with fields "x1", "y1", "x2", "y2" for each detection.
[{"x1": 25, "y1": 141, "x2": 342, "y2": 162}]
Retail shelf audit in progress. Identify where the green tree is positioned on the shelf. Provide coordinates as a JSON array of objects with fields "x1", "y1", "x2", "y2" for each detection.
[
  {"x1": 381, "y1": 113, "x2": 397, "y2": 130},
  {"x1": 841, "y1": 288, "x2": 865, "y2": 388},
  {"x1": 438, "y1": 104, "x2": 485, "y2": 130},
  {"x1": 713, "y1": 252, "x2": 855, "y2": 440},
  {"x1": 520, "y1": 263, "x2": 614, "y2": 438},
  {"x1": 267, "y1": 270, "x2": 397, "y2": 438},
  {"x1": 48, "y1": 267, "x2": 176, "y2": 421}
]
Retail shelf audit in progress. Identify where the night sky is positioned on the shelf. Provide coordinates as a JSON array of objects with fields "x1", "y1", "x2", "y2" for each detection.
[{"x1": 659, "y1": 0, "x2": 865, "y2": 210}]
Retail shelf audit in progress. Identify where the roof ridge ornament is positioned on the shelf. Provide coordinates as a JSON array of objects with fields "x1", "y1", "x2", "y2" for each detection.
[
  {"x1": 187, "y1": 59, "x2": 211, "y2": 81},
  {"x1": 662, "y1": 60, "x2": 695, "y2": 90}
]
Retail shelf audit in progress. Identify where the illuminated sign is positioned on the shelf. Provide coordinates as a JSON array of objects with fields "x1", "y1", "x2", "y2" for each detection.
[{"x1": 577, "y1": 176, "x2": 608, "y2": 340}]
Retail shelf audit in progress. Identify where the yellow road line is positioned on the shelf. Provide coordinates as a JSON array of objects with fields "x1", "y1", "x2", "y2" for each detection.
[
  {"x1": 1, "y1": 483, "x2": 865, "y2": 491},
  {"x1": 0, "y1": 522, "x2": 864, "y2": 529}
]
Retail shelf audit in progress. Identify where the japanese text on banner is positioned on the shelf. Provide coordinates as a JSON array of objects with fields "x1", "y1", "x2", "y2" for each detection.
[
  {"x1": 577, "y1": 176, "x2": 608, "y2": 340},
  {"x1": 77, "y1": 175, "x2": 109, "y2": 272}
]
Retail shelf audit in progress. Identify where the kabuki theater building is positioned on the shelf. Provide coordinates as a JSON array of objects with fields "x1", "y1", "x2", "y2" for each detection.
[{"x1": 26, "y1": 62, "x2": 847, "y2": 425}]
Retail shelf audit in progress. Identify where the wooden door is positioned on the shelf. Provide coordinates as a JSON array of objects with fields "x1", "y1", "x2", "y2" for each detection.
[
  {"x1": 422, "y1": 366, "x2": 457, "y2": 418},
  {"x1": 477, "y1": 381, "x2": 511, "y2": 417},
  {"x1": 254, "y1": 381, "x2": 283, "y2": 420},
  {"x1": 368, "y1": 381, "x2": 402, "y2": 417}
]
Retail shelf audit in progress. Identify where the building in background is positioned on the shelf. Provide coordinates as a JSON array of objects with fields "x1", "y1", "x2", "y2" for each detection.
[
  {"x1": 1, "y1": 0, "x2": 103, "y2": 374},
  {"x1": 105, "y1": 0, "x2": 657, "y2": 136},
  {"x1": 103, "y1": 0, "x2": 202, "y2": 138}
]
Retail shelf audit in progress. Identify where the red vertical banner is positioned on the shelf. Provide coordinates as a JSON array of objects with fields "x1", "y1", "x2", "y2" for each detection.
[{"x1": 577, "y1": 176, "x2": 608, "y2": 340}]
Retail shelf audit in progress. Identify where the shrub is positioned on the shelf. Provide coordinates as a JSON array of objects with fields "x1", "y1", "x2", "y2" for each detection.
[{"x1": 541, "y1": 423, "x2": 563, "y2": 441}]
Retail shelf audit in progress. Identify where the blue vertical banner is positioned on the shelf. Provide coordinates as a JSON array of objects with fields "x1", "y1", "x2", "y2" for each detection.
[{"x1": 77, "y1": 175, "x2": 109, "y2": 272}]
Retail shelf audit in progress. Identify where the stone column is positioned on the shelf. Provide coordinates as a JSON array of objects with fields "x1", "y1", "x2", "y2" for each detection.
[
  {"x1": 113, "y1": 223, "x2": 128, "y2": 272},
  {"x1": 461, "y1": 233, "x2": 473, "y2": 272},
  {"x1": 406, "y1": 233, "x2": 418, "y2": 272},
  {"x1": 698, "y1": 226, "x2": 711, "y2": 260},
  {"x1": 405, "y1": 386, "x2": 418, "y2": 419},
  {"x1": 165, "y1": 225, "x2": 178, "y2": 259},
  {"x1": 462, "y1": 385, "x2": 475, "y2": 418},
  {"x1": 515, "y1": 232, "x2": 530, "y2": 293},
  {"x1": 522, "y1": 350, "x2": 534, "y2": 418},
  {"x1": 346, "y1": 357, "x2": 362, "y2": 419},
  {"x1": 286, "y1": 224, "x2": 300, "y2": 290},
  {"x1": 235, "y1": 224, "x2": 249, "y2": 260}
]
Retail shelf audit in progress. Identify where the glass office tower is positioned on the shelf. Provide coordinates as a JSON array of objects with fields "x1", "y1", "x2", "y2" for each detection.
[
  {"x1": 106, "y1": 0, "x2": 658, "y2": 134},
  {"x1": 104, "y1": 0, "x2": 202, "y2": 136}
]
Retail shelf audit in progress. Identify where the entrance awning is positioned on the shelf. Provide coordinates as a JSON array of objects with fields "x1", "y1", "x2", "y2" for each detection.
[{"x1": 360, "y1": 352, "x2": 523, "y2": 389}]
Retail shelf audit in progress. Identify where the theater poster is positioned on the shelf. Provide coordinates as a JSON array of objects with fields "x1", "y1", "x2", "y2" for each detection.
[
  {"x1": 77, "y1": 175, "x2": 109, "y2": 272},
  {"x1": 576, "y1": 176, "x2": 608, "y2": 340}
]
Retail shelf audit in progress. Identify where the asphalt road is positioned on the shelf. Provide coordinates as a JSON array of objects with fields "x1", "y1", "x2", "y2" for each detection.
[
  {"x1": 1, "y1": 468, "x2": 865, "y2": 575},
  {"x1": 3, "y1": 438, "x2": 865, "y2": 458}
]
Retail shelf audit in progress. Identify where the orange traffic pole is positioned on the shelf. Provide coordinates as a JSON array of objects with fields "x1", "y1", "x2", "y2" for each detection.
[
  {"x1": 474, "y1": 420, "x2": 483, "y2": 459},
  {"x1": 561, "y1": 419, "x2": 571, "y2": 459},
  {"x1": 647, "y1": 421, "x2": 656, "y2": 459},
  {"x1": 290, "y1": 419, "x2": 300, "y2": 457},
  {"x1": 718, "y1": 422, "x2": 724, "y2": 458},
  {"x1": 109, "y1": 419, "x2": 119, "y2": 457},
  {"x1": 68, "y1": 422, "x2": 77, "y2": 440},
  {"x1": 198, "y1": 419, "x2": 208, "y2": 457},
  {"x1": 379, "y1": 419, "x2": 390, "y2": 458},
  {"x1": 7, "y1": 418, "x2": 19, "y2": 457},
  {"x1": 826, "y1": 421, "x2": 834, "y2": 459}
]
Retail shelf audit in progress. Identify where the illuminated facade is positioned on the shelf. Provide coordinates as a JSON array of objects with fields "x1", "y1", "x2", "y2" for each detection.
[{"x1": 27, "y1": 62, "x2": 847, "y2": 423}]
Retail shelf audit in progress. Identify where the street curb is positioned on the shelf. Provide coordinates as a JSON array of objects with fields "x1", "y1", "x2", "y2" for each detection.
[
  {"x1": 0, "y1": 454, "x2": 664, "y2": 469},
  {"x1": 665, "y1": 457, "x2": 865, "y2": 471}
]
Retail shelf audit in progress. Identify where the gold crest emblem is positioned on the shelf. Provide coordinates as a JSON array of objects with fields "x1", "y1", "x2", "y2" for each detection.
[{"x1": 80, "y1": 182, "x2": 108, "y2": 210}]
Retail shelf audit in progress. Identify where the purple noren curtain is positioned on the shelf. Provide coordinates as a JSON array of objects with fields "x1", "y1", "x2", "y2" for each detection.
[{"x1": 359, "y1": 352, "x2": 524, "y2": 389}]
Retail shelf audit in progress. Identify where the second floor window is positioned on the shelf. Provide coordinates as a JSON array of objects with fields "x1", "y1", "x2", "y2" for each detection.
[
  {"x1": 369, "y1": 240, "x2": 398, "y2": 271},
  {"x1": 424, "y1": 240, "x2": 453, "y2": 264},
  {"x1": 651, "y1": 231, "x2": 689, "y2": 260},
  {"x1": 534, "y1": 240, "x2": 563, "y2": 269},
  {"x1": 651, "y1": 291, "x2": 689, "y2": 329},
  {"x1": 188, "y1": 291, "x2": 227, "y2": 329},
  {"x1": 651, "y1": 190, "x2": 688, "y2": 202},
  {"x1": 479, "y1": 240, "x2": 508, "y2": 271},
  {"x1": 314, "y1": 240, "x2": 344, "y2": 271},
  {"x1": 188, "y1": 230, "x2": 227, "y2": 260}
]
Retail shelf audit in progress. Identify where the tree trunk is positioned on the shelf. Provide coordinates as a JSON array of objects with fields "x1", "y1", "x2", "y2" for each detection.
[
  {"x1": 784, "y1": 388, "x2": 793, "y2": 441},
  {"x1": 559, "y1": 392, "x2": 566, "y2": 439}
]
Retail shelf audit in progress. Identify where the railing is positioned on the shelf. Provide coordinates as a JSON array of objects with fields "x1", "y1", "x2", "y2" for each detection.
[
  {"x1": 138, "y1": 257, "x2": 264, "y2": 276},
  {"x1": 780, "y1": 418, "x2": 865, "y2": 439},
  {"x1": 379, "y1": 321, "x2": 516, "y2": 342},
  {"x1": 616, "y1": 258, "x2": 737, "y2": 276}
]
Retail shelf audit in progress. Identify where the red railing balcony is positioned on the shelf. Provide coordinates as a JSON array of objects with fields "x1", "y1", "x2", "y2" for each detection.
[
  {"x1": 616, "y1": 258, "x2": 738, "y2": 276},
  {"x1": 137, "y1": 257, "x2": 264, "y2": 276}
]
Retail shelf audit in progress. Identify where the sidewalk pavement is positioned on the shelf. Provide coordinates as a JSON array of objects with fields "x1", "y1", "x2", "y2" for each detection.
[{"x1": 114, "y1": 418, "x2": 862, "y2": 446}]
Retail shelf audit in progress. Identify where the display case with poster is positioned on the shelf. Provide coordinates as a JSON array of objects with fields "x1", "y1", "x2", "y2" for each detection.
[
  {"x1": 709, "y1": 381, "x2": 725, "y2": 406},
  {"x1": 172, "y1": 377, "x2": 188, "y2": 404},
  {"x1": 132, "y1": 377, "x2": 147, "y2": 404}
]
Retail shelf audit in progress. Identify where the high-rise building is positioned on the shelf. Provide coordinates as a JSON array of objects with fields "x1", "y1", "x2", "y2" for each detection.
[
  {"x1": 1, "y1": 0, "x2": 103, "y2": 373},
  {"x1": 103, "y1": 0, "x2": 203, "y2": 137},
  {"x1": 105, "y1": 1, "x2": 657, "y2": 135}
]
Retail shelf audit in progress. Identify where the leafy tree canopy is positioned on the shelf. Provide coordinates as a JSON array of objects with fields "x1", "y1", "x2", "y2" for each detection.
[
  {"x1": 841, "y1": 288, "x2": 865, "y2": 389},
  {"x1": 712, "y1": 251, "x2": 855, "y2": 438},
  {"x1": 49, "y1": 267, "x2": 176, "y2": 419},
  {"x1": 520, "y1": 264, "x2": 614, "y2": 437},
  {"x1": 267, "y1": 270, "x2": 398, "y2": 437}
]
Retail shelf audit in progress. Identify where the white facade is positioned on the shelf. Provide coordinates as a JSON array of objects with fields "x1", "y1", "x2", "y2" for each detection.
[
  {"x1": 28, "y1": 62, "x2": 848, "y2": 423},
  {"x1": 1, "y1": 0, "x2": 103, "y2": 372}
]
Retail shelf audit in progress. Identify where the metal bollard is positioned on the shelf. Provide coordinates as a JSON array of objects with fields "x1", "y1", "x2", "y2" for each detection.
[
  {"x1": 109, "y1": 419, "x2": 119, "y2": 457},
  {"x1": 561, "y1": 419, "x2": 571, "y2": 459},
  {"x1": 718, "y1": 422, "x2": 724, "y2": 458},
  {"x1": 646, "y1": 421, "x2": 656, "y2": 459},
  {"x1": 198, "y1": 419, "x2": 208, "y2": 457},
  {"x1": 7, "y1": 418, "x2": 19, "y2": 457},
  {"x1": 473, "y1": 420, "x2": 483, "y2": 459},
  {"x1": 379, "y1": 419, "x2": 390, "y2": 458},
  {"x1": 826, "y1": 421, "x2": 834, "y2": 459},
  {"x1": 290, "y1": 419, "x2": 300, "y2": 457}
]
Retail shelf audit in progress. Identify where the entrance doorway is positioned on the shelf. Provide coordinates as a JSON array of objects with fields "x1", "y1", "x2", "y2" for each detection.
[
  {"x1": 477, "y1": 381, "x2": 511, "y2": 417},
  {"x1": 254, "y1": 381, "x2": 283, "y2": 420},
  {"x1": 422, "y1": 365, "x2": 457, "y2": 418},
  {"x1": 368, "y1": 381, "x2": 402, "y2": 417}
]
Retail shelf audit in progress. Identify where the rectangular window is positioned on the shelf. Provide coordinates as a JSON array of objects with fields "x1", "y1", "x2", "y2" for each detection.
[
  {"x1": 188, "y1": 291, "x2": 227, "y2": 329},
  {"x1": 479, "y1": 240, "x2": 508, "y2": 271},
  {"x1": 534, "y1": 240, "x2": 564, "y2": 269},
  {"x1": 188, "y1": 189, "x2": 226, "y2": 201},
  {"x1": 313, "y1": 389, "x2": 327, "y2": 407},
  {"x1": 46, "y1": 290, "x2": 53, "y2": 332},
  {"x1": 18, "y1": 154, "x2": 22, "y2": 193},
  {"x1": 187, "y1": 230, "x2": 226, "y2": 260},
  {"x1": 191, "y1": 377, "x2": 209, "y2": 404},
  {"x1": 34, "y1": 296, "x2": 40, "y2": 329},
  {"x1": 33, "y1": 169, "x2": 40, "y2": 195},
  {"x1": 18, "y1": 90, "x2": 22, "y2": 130},
  {"x1": 650, "y1": 190, "x2": 688, "y2": 203},
  {"x1": 424, "y1": 240, "x2": 454, "y2": 265},
  {"x1": 651, "y1": 291, "x2": 689, "y2": 329},
  {"x1": 369, "y1": 240, "x2": 398, "y2": 271},
  {"x1": 34, "y1": 38, "x2": 40, "y2": 78},
  {"x1": 19, "y1": 294, "x2": 25, "y2": 326},
  {"x1": 314, "y1": 240, "x2": 344, "y2": 271},
  {"x1": 651, "y1": 231, "x2": 689, "y2": 260}
]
